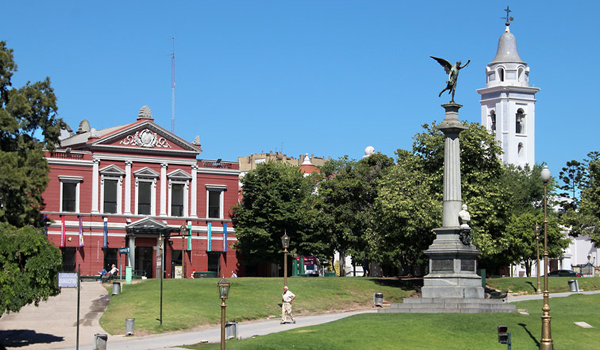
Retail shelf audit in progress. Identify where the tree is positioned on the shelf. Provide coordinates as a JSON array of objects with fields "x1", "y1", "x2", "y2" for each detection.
[
  {"x1": 0, "y1": 41, "x2": 65, "y2": 227},
  {"x1": 315, "y1": 153, "x2": 394, "y2": 275},
  {"x1": 0, "y1": 41, "x2": 64, "y2": 316},
  {"x1": 0, "y1": 224, "x2": 62, "y2": 316},
  {"x1": 504, "y1": 212, "x2": 570, "y2": 277},
  {"x1": 367, "y1": 149, "x2": 441, "y2": 275},
  {"x1": 562, "y1": 152, "x2": 600, "y2": 244},
  {"x1": 557, "y1": 160, "x2": 585, "y2": 211},
  {"x1": 231, "y1": 161, "x2": 324, "y2": 265}
]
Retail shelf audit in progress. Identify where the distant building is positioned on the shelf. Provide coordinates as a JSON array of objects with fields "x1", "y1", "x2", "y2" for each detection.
[
  {"x1": 42, "y1": 106, "x2": 240, "y2": 279},
  {"x1": 238, "y1": 151, "x2": 329, "y2": 174}
]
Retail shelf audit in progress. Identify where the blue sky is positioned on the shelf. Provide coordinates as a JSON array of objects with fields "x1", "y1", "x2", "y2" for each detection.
[{"x1": 1, "y1": 1, "x2": 598, "y2": 179}]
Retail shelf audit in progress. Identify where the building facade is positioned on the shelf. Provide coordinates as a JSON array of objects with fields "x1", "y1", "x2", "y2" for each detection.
[
  {"x1": 477, "y1": 21, "x2": 539, "y2": 168},
  {"x1": 43, "y1": 106, "x2": 240, "y2": 278}
]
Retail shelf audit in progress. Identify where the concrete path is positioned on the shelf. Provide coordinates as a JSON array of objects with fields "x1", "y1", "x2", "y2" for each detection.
[{"x1": 0, "y1": 281, "x2": 109, "y2": 349}]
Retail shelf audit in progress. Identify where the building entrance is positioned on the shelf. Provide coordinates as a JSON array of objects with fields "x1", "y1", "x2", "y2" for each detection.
[{"x1": 135, "y1": 246, "x2": 154, "y2": 278}]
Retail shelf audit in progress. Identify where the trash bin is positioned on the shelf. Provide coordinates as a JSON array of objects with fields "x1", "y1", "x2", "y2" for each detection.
[
  {"x1": 568, "y1": 279, "x2": 579, "y2": 292},
  {"x1": 94, "y1": 333, "x2": 108, "y2": 350},
  {"x1": 112, "y1": 282, "x2": 121, "y2": 295},
  {"x1": 373, "y1": 292, "x2": 383, "y2": 307},
  {"x1": 125, "y1": 318, "x2": 135, "y2": 335},
  {"x1": 225, "y1": 321, "x2": 237, "y2": 340}
]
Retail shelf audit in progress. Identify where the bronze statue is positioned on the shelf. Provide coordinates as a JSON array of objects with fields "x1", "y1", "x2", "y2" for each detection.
[{"x1": 431, "y1": 56, "x2": 470, "y2": 102}]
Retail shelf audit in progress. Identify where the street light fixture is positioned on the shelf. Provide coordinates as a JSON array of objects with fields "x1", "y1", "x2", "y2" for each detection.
[
  {"x1": 218, "y1": 277, "x2": 231, "y2": 350},
  {"x1": 535, "y1": 223, "x2": 541, "y2": 294},
  {"x1": 281, "y1": 231, "x2": 290, "y2": 287},
  {"x1": 540, "y1": 165, "x2": 553, "y2": 350}
]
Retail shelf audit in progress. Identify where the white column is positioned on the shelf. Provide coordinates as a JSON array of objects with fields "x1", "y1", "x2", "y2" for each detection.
[
  {"x1": 190, "y1": 165, "x2": 198, "y2": 218},
  {"x1": 91, "y1": 158, "x2": 100, "y2": 213},
  {"x1": 160, "y1": 163, "x2": 167, "y2": 216},
  {"x1": 124, "y1": 161, "x2": 132, "y2": 215}
]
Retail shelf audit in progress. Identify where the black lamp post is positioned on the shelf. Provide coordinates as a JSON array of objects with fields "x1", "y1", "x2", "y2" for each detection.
[
  {"x1": 535, "y1": 223, "x2": 541, "y2": 294},
  {"x1": 218, "y1": 277, "x2": 231, "y2": 350},
  {"x1": 540, "y1": 165, "x2": 553, "y2": 350},
  {"x1": 281, "y1": 231, "x2": 290, "y2": 287}
]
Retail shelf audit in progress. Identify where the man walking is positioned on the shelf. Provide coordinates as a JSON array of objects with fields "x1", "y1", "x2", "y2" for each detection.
[{"x1": 281, "y1": 286, "x2": 296, "y2": 324}]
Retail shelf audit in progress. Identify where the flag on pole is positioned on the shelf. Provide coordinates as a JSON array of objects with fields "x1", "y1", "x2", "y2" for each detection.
[
  {"x1": 103, "y1": 217, "x2": 108, "y2": 248},
  {"x1": 223, "y1": 223, "x2": 227, "y2": 252},
  {"x1": 44, "y1": 215, "x2": 48, "y2": 236},
  {"x1": 187, "y1": 222, "x2": 192, "y2": 251},
  {"x1": 78, "y1": 216, "x2": 84, "y2": 247},
  {"x1": 60, "y1": 216, "x2": 66, "y2": 247},
  {"x1": 207, "y1": 222, "x2": 212, "y2": 252}
]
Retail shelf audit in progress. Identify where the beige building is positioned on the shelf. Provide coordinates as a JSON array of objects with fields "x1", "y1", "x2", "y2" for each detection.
[{"x1": 238, "y1": 151, "x2": 330, "y2": 173}]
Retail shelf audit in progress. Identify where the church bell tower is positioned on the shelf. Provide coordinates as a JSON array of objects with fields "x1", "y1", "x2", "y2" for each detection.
[{"x1": 477, "y1": 11, "x2": 540, "y2": 168}]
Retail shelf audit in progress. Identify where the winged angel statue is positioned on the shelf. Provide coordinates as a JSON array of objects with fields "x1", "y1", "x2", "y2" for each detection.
[{"x1": 431, "y1": 56, "x2": 470, "y2": 102}]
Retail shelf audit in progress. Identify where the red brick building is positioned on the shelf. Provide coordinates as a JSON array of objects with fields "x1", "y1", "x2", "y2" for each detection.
[{"x1": 42, "y1": 106, "x2": 240, "y2": 278}]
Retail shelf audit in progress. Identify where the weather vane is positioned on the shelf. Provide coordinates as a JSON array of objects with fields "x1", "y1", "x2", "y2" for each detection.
[
  {"x1": 502, "y1": 6, "x2": 514, "y2": 26},
  {"x1": 431, "y1": 57, "x2": 470, "y2": 103}
]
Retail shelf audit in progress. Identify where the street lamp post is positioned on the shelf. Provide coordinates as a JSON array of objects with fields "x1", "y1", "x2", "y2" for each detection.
[
  {"x1": 540, "y1": 165, "x2": 553, "y2": 350},
  {"x1": 158, "y1": 234, "x2": 164, "y2": 326},
  {"x1": 535, "y1": 224, "x2": 541, "y2": 294},
  {"x1": 281, "y1": 231, "x2": 290, "y2": 287},
  {"x1": 218, "y1": 277, "x2": 231, "y2": 350}
]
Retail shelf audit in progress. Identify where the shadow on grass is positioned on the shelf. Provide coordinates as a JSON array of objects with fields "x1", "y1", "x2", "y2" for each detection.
[
  {"x1": 518, "y1": 322, "x2": 540, "y2": 348},
  {"x1": 372, "y1": 277, "x2": 423, "y2": 291},
  {"x1": 526, "y1": 281, "x2": 538, "y2": 293}
]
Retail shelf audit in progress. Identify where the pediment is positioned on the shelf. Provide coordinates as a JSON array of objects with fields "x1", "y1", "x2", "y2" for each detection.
[
  {"x1": 133, "y1": 167, "x2": 159, "y2": 178},
  {"x1": 167, "y1": 169, "x2": 192, "y2": 180},
  {"x1": 126, "y1": 217, "x2": 177, "y2": 235},
  {"x1": 90, "y1": 120, "x2": 202, "y2": 156},
  {"x1": 99, "y1": 164, "x2": 126, "y2": 176}
]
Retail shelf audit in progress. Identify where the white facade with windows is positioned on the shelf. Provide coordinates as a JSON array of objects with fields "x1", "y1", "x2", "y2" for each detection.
[{"x1": 477, "y1": 23, "x2": 539, "y2": 168}]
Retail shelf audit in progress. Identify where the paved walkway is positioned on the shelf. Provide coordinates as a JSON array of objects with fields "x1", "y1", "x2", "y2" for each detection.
[{"x1": 1, "y1": 281, "x2": 598, "y2": 350}]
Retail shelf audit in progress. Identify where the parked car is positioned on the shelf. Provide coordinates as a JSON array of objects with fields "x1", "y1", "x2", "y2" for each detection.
[{"x1": 547, "y1": 269, "x2": 581, "y2": 277}]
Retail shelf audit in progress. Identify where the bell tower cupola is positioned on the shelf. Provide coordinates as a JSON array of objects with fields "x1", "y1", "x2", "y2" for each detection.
[{"x1": 477, "y1": 7, "x2": 540, "y2": 168}]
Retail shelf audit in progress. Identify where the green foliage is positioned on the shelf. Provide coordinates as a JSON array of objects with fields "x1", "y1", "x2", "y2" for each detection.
[
  {"x1": 314, "y1": 153, "x2": 394, "y2": 274},
  {"x1": 232, "y1": 161, "x2": 325, "y2": 264},
  {"x1": 0, "y1": 223, "x2": 61, "y2": 316},
  {"x1": 0, "y1": 41, "x2": 65, "y2": 227},
  {"x1": 560, "y1": 151, "x2": 600, "y2": 244},
  {"x1": 368, "y1": 149, "x2": 440, "y2": 274},
  {"x1": 0, "y1": 41, "x2": 65, "y2": 316},
  {"x1": 503, "y1": 212, "x2": 570, "y2": 276}
]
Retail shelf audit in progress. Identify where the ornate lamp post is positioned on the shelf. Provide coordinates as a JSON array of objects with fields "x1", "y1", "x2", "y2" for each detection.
[
  {"x1": 281, "y1": 231, "x2": 290, "y2": 287},
  {"x1": 535, "y1": 224, "x2": 541, "y2": 294},
  {"x1": 540, "y1": 165, "x2": 553, "y2": 350},
  {"x1": 218, "y1": 277, "x2": 231, "y2": 350},
  {"x1": 158, "y1": 234, "x2": 164, "y2": 325}
]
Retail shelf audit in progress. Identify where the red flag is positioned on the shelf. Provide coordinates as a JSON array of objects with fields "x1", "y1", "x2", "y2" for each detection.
[{"x1": 60, "y1": 216, "x2": 66, "y2": 247}]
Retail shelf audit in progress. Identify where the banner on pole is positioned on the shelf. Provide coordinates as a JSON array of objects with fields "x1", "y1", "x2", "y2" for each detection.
[
  {"x1": 60, "y1": 216, "x2": 66, "y2": 247},
  {"x1": 78, "y1": 216, "x2": 84, "y2": 247},
  {"x1": 187, "y1": 222, "x2": 192, "y2": 251},
  {"x1": 207, "y1": 222, "x2": 212, "y2": 252},
  {"x1": 103, "y1": 217, "x2": 108, "y2": 248},
  {"x1": 223, "y1": 223, "x2": 227, "y2": 252}
]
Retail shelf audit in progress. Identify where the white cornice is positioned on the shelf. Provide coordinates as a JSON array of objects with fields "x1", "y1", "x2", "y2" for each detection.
[
  {"x1": 476, "y1": 85, "x2": 540, "y2": 95},
  {"x1": 196, "y1": 168, "x2": 241, "y2": 176},
  {"x1": 47, "y1": 159, "x2": 93, "y2": 167}
]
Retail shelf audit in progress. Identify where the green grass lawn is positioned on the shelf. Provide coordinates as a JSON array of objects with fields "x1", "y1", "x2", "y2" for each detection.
[
  {"x1": 487, "y1": 276, "x2": 600, "y2": 294},
  {"x1": 100, "y1": 277, "x2": 416, "y2": 335},
  {"x1": 185, "y1": 293, "x2": 600, "y2": 350}
]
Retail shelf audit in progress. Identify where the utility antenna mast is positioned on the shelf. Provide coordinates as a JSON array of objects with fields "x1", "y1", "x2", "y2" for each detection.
[{"x1": 171, "y1": 37, "x2": 175, "y2": 133}]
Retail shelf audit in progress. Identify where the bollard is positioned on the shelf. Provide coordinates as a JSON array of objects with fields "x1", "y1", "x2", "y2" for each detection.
[
  {"x1": 373, "y1": 292, "x2": 383, "y2": 307},
  {"x1": 125, "y1": 318, "x2": 135, "y2": 335},
  {"x1": 225, "y1": 321, "x2": 238, "y2": 339},
  {"x1": 94, "y1": 333, "x2": 108, "y2": 350},
  {"x1": 112, "y1": 282, "x2": 121, "y2": 295}
]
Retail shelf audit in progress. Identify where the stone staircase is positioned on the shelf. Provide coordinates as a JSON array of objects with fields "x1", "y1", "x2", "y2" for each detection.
[{"x1": 379, "y1": 297, "x2": 516, "y2": 314}]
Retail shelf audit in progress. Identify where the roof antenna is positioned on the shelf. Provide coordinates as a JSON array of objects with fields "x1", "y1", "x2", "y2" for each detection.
[{"x1": 170, "y1": 37, "x2": 175, "y2": 133}]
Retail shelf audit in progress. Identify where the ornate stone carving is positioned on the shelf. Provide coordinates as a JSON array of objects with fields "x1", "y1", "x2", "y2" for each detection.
[{"x1": 120, "y1": 129, "x2": 172, "y2": 149}]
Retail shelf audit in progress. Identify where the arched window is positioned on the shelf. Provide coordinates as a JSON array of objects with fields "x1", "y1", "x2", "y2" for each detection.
[
  {"x1": 490, "y1": 110, "x2": 497, "y2": 132},
  {"x1": 518, "y1": 142, "x2": 524, "y2": 158},
  {"x1": 516, "y1": 108, "x2": 525, "y2": 134},
  {"x1": 498, "y1": 68, "x2": 505, "y2": 82},
  {"x1": 518, "y1": 67, "x2": 524, "y2": 82}
]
